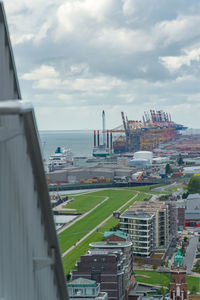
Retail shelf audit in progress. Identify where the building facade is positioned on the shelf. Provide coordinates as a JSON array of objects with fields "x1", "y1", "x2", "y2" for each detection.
[
  {"x1": 0, "y1": 3, "x2": 68, "y2": 299},
  {"x1": 120, "y1": 201, "x2": 172, "y2": 257},
  {"x1": 120, "y1": 211, "x2": 155, "y2": 257},
  {"x1": 170, "y1": 249, "x2": 188, "y2": 300},
  {"x1": 71, "y1": 241, "x2": 135, "y2": 300},
  {"x1": 67, "y1": 278, "x2": 108, "y2": 300}
]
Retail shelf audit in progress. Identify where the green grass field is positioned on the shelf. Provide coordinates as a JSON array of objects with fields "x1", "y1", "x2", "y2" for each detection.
[
  {"x1": 64, "y1": 193, "x2": 106, "y2": 213},
  {"x1": 134, "y1": 270, "x2": 199, "y2": 292},
  {"x1": 59, "y1": 189, "x2": 137, "y2": 253},
  {"x1": 62, "y1": 217, "x2": 119, "y2": 274},
  {"x1": 122, "y1": 185, "x2": 169, "y2": 195}
]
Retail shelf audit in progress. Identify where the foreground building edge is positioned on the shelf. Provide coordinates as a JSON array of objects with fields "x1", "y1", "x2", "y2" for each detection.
[{"x1": 0, "y1": 2, "x2": 69, "y2": 299}]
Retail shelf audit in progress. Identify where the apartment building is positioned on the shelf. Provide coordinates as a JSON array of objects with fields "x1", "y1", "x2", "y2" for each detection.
[
  {"x1": 71, "y1": 241, "x2": 135, "y2": 300},
  {"x1": 120, "y1": 201, "x2": 171, "y2": 256},
  {"x1": 120, "y1": 211, "x2": 155, "y2": 257}
]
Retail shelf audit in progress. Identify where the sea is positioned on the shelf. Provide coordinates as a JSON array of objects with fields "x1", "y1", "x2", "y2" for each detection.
[{"x1": 39, "y1": 130, "x2": 94, "y2": 161}]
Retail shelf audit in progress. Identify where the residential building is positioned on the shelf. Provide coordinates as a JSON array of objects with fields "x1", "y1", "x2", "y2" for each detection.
[
  {"x1": 90, "y1": 241, "x2": 135, "y2": 294},
  {"x1": 67, "y1": 278, "x2": 108, "y2": 300},
  {"x1": 176, "y1": 201, "x2": 186, "y2": 230},
  {"x1": 120, "y1": 211, "x2": 155, "y2": 257},
  {"x1": 71, "y1": 241, "x2": 135, "y2": 300},
  {"x1": 103, "y1": 230, "x2": 130, "y2": 242},
  {"x1": 129, "y1": 201, "x2": 170, "y2": 247}
]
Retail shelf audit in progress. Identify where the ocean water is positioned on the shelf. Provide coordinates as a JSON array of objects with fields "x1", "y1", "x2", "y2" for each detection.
[{"x1": 39, "y1": 130, "x2": 94, "y2": 161}]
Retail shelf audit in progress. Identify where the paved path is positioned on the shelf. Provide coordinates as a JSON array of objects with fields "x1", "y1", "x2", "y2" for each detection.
[
  {"x1": 184, "y1": 236, "x2": 199, "y2": 274},
  {"x1": 62, "y1": 193, "x2": 138, "y2": 257},
  {"x1": 58, "y1": 196, "x2": 109, "y2": 234},
  {"x1": 152, "y1": 182, "x2": 177, "y2": 192}
]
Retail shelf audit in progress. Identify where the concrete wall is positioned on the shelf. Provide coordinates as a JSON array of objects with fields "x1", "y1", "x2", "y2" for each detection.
[{"x1": 0, "y1": 3, "x2": 21, "y2": 100}]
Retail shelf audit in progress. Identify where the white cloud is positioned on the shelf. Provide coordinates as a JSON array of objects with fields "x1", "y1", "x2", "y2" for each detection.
[
  {"x1": 160, "y1": 46, "x2": 200, "y2": 72},
  {"x1": 56, "y1": 0, "x2": 115, "y2": 33},
  {"x1": 154, "y1": 15, "x2": 200, "y2": 46},
  {"x1": 122, "y1": 0, "x2": 136, "y2": 16},
  {"x1": 67, "y1": 76, "x2": 125, "y2": 92},
  {"x1": 21, "y1": 65, "x2": 59, "y2": 80}
]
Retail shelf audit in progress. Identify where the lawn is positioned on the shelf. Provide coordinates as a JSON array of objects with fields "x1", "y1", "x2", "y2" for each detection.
[
  {"x1": 62, "y1": 217, "x2": 119, "y2": 275},
  {"x1": 64, "y1": 193, "x2": 106, "y2": 213},
  {"x1": 123, "y1": 185, "x2": 169, "y2": 195},
  {"x1": 58, "y1": 189, "x2": 137, "y2": 253},
  {"x1": 134, "y1": 270, "x2": 200, "y2": 292},
  {"x1": 120, "y1": 192, "x2": 150, "y2": 213}
]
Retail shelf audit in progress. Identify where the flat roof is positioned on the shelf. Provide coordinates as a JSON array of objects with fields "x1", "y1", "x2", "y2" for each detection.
[
  {"x1": 121, "y1": 211, "x2": 154, "y2": 220},
  {"x1": 90, "y1": 241, "x2": 132, "y2": 248}
]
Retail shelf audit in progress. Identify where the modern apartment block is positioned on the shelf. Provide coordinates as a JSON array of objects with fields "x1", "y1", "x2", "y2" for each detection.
[
  {"x1": 71, "y1": 241, "x2": 135, "y2": 300},
  {"x1": 120, "y1": 211, "x2": 155, "y2": 257},
  {"x1": 120, "y1": 201, "x2": 171, "y2": 257}
]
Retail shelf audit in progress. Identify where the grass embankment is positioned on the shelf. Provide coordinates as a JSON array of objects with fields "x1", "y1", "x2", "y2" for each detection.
[
  {"x1": 61, "y1": 190, "x2": 148, "y2": 275},
  {"x1": 123, "y1": 185, "x2": 170, "y2": 195},
  {"x1": 59, "y1": 189, "x2": 137, "y2": 253},
  {"x1": 134, "y1": 270, "x2": 199, "y2": 292},
  {"x1": 64, "y1": 194, "x2": 106, "y2": 213},
  {"x1": 62, "y1": 217, "x2": 119, "y2": 274}
]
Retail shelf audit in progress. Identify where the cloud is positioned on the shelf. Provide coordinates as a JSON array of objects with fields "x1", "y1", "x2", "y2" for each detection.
[
  {"x1": 21, "y1": 65, "x2": 59, "y2": 80},
  {"x1": 160, "y1": 45, "x2": 200, "y2": 72},
  {"x1": 5, "y1": 0, "x2": 200, "y2": 129}
]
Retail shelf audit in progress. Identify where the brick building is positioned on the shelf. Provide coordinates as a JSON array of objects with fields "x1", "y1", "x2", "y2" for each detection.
[
  {"x1": 71, "y1": 241, "x2": 135, "y2": 300},
  {"x1": 170, "y1": 249, "x2": 188, "y2": 300}
]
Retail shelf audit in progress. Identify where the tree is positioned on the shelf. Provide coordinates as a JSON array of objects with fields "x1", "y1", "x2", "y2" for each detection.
[
  {"x1": 182, "y1": 191, "x2": 189, "y2": 199},
  {"x1": 188, "y1": 176, "x2": 200, "y2": 194},
  {"x1": 165, "y1": 163, "x2": 173, "y2": 175},
  {"x1": 177, "y1": 154, "x2": 184, "y2": 165}
]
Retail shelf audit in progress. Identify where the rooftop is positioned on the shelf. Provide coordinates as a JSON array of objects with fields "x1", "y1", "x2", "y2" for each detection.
[
  {"x1": 68, "y1": 278, "x2": 97, "y2": 287},
  {"x1": 104, "y1": 230, "x2": 129, "y2": 240},
  {"x1": 121, "y1": 210, "x2": 154, "y2": 220},
  {"x1": 89, "y1": 240, "x2": 132, "y2": 248},
  {"x1": 187, "y1": 193, "x2": 200, "y2": 200}
]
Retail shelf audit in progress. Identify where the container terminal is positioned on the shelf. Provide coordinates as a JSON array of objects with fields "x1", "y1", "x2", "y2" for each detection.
[
  {"x1": 111, "y1": 110, "x2": 187, "y2": 153},
  {"x1": 47, "y1": 110, "x2": 200, "y2": 190}
]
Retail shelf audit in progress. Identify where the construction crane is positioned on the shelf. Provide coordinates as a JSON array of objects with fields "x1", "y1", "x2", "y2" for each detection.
[{"x1": 121, "y1": 111, "x2": 130, "y2": 151}]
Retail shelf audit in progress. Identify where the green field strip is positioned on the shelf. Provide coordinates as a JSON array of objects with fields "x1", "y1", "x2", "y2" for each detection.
[
  {"x1": 64, "y1": 194, "x2": 106, "y2": 213},
  {"x1": 58, "y1": 189, "x2": 137, "y2": 253},
  {"x1": 62, "y1": 217, "x2": 120, "y2": 275},
  {"x1": 134, "y1": 270, "x2": 199, "y2": 292}
]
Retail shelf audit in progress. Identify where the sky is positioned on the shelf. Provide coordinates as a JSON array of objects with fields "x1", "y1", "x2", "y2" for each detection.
[{"x1": 4, "y1": 0, "x2": 200, "y2": 130}]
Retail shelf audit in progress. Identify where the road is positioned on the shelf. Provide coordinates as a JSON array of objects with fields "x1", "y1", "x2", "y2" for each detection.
[
  {"x1": 184, "y1": 236, "x2": 199, "y2": 274},
  {"x1": 152, "y1": 182, "x2": 177, "y2": 192},
  {"x1": 62, "y1": 192, "x2": 138, "y2": 257}
]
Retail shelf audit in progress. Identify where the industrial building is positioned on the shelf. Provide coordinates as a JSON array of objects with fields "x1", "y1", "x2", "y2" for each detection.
[
  {"x1": 0, "y1": 2, "x2": 68, "y2": 299},
  {"x1": 47, "y1": 166, "x2": 137, "y2": 184},
  {"x1": 185, "y1": 194, "x2": 200, "y2": 226}
]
